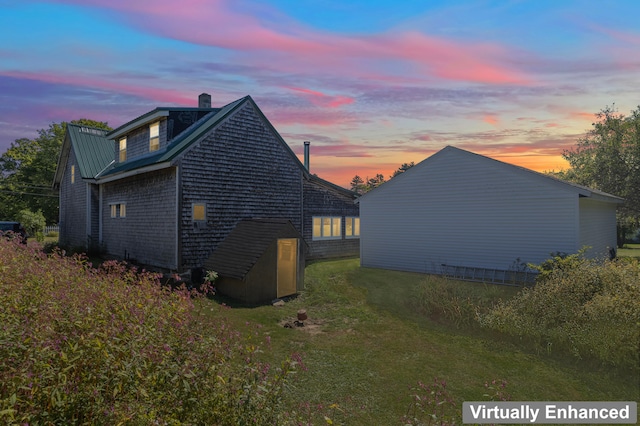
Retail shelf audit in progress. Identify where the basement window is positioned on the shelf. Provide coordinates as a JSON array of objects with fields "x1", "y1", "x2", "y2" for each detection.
[
  {"x1": 110, "y1": 203, "x2": 126, "y2": 218},
  {"x1": 312, "y1": 216, "x2": 341, "y2": 240},
  {"x1": 345, "y1": 217, "x2": 360, "y2": 238},
  {"x1": 149, "y1": 122, "x2": 159, "y2": 152}
]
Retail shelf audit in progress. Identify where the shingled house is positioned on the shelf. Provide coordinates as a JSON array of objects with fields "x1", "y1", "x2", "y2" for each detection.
[{"x1": 53, "y1": 94, "x2": 359, "y2": 275}]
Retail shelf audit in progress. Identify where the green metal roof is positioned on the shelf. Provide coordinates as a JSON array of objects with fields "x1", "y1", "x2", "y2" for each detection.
[
  {"x1": 97, "y1": 96, "x2": 247, "y2": 179},
  {"x1": 67, "y1": 123, "x2": 114, "y2": 179}
]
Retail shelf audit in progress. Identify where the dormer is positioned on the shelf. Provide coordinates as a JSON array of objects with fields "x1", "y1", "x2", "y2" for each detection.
[{"x1": 106, "y1": 93, "x2": 216, "y2": 164}]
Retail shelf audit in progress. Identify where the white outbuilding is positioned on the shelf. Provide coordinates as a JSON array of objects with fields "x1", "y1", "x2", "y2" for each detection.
[{"x1": 358, "y1": 146, "x2": 622, "y2": 277}]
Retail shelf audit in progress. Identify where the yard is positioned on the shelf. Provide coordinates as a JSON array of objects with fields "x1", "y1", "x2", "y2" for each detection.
[{"x1": 204, "y1": 258, "x2": 639, "y2": 424}]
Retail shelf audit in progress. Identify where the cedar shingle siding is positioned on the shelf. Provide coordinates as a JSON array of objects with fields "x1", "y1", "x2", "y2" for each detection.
[
  {"x1": 59, "y1": 148, "x2": 87, "y2": 249},
  {"x1": 101, "y1": 167, "x2": 178, "y2": 269},
  {"x1": 303, "y1": 178, "x2": 360, "y2": 259},
  {"x1": 178, "y1": 102, "x2": 303, "y2": 269},
  {"x1": 54, "y1": 95, "x2": 360, "y2": 273}
]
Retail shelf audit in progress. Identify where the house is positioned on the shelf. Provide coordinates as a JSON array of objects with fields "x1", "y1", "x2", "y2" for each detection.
[
  {"x1": 53, "y1": 94, "x2": 359, "y2": 276},
  {"x1": 204, "y1": 219, "x2": 305, "y2": 304},
  {"x1": 358, "y1": 146, "x2": 622, "y2": 277}
]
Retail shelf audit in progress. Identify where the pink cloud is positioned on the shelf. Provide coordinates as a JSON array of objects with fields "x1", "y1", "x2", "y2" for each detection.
[
  {"x1": 47, "y1": 0, "x2": 532, "y2": 86},
  {"x1": 0, "y1": 70, "x2": 197, "y2": 106},
  {"x1": 287, "y1": 87, "x2": 354, "y2": 108},
  {"x1": 483, "y1": 114, "x2": 499, "y2": 126}
]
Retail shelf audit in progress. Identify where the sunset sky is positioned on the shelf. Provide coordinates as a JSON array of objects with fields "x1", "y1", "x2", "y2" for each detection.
[{"x1": 1, "y1": 0, "x2": 639, "y2": 187}]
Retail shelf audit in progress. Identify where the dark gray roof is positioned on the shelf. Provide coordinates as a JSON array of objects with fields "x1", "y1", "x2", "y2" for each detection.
[{"x1": 204, "y1": 219, "x2": 301, "y2": 281}]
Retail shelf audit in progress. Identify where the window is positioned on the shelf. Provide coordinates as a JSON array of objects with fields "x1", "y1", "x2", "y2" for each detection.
[
  {"x1": 119, "y1": 137, "x2": 127, "y2": 162},
  {"x1": 345, "y1": 217, "x2": 360, "y2": 238},
  {"x1": 193, "y1": 203, "x2": 206, "y2": 222},
  {"x1": 70, "y1": 165, "x2": 75, "y2": 184},
  {"x1": 312, "y1": 216, "x2": 341, "y2": 240},
  {"x1": 110, "y1": 203, "x2": 126, "y2": 218},
  {"x1": 149, "y1": 122, "x2": 159, "y2": 152}
]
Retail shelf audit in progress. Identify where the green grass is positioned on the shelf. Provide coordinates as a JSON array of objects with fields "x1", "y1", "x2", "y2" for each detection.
[
  {"x1": 619, "y1": 243, "x2": 640, "y2": 258},
  {"x1": 202, "y1": 259, "x2": 638, "y2": 424}
]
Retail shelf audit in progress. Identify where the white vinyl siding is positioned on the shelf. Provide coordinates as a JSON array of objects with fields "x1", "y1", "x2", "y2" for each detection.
[
  {"x1": 360, "y1": 147, "x2": 587, "y2": 274},
  {"x1": 578, "y1": 198, "x2": 618, "y2": 259}
]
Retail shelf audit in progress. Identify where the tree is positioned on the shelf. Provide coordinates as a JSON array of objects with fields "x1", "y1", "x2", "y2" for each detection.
[
  {"x1": 391, "y1": 162, "x2": 415, "y2": 177},
  {"x1": 560, "y1": 105, "x2": 640, "y2": 246},
  {"x1": 351, "y1": 162, "x2": 416, "y2": 194},
  {"x1": 0, "y1": 119, "x2": 111, "y2": 224},
  {"x1": 350, "y1": 175, "x2": 365, "y2": 194}
]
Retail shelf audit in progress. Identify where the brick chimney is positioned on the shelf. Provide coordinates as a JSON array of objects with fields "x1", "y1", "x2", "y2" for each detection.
[{"x1": 198, "y1": 93, "x2": 212, "y2": 108}]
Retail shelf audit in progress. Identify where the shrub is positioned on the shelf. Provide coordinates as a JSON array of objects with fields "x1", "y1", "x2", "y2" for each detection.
[
  {"x1": 0, "y1": 238, "x2": 301, "y2": 425},
  {"x1": 480, "y1": 255, "x2": 640, "y2": 370},
  {"x1": 15, "y1": 208, "x2": 46, "y2": 240}
]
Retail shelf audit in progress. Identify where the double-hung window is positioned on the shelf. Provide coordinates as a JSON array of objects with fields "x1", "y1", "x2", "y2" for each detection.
[
  {"x1": 110, "y1": 203, "x2": 126, "y2": 218},
  {"x1": 119, "y1": 137, "x2": 127, "y2": 162},
  {"x1": 149, "y1": 122, "x2": 160, "y2": 152},
  {"x1": 312, "y1": 217, "x2": 341, "y2": 240}
]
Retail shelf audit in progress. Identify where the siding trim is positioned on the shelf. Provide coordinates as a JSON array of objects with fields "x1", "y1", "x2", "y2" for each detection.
[
  {"x1": 86, "y1": 184, "x2": 91, "y2": 242},
  {"x1": 97, "y1": 161, "x2": 172, "y2": 184},
  {"x1": 175, "y1": 166, "x2": 180, "y2": 270}
]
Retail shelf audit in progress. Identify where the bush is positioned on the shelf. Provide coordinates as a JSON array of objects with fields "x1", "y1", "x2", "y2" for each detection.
[
  {"x1": 0, "y1": 238, "x2": 301, "y2": 425},
  {"x1": 15, "y1": 209, "x2": 46, "y2": 240},
  {"x1": 480, "y1": 254, "x2": 640, "y2": 370}
]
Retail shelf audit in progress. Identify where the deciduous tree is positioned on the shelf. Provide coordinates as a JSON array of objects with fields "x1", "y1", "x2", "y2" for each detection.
[
  {"x1": 0, "y1": 119, "x2": 111, "y2": 223},
  {"x1": 560, "y1": 105, "x2": 640, "y2": 246}
]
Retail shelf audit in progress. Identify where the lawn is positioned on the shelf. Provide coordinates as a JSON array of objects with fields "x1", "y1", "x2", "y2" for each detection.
[
  {"x1": 619, "y1": 243, "x2": 640, "y2": 258},
  {"x1": 202, "y1": 259, "x2": 638, "y2": 424}
]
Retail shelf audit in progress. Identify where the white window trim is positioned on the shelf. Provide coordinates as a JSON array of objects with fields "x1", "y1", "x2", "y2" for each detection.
[
  {"x1": 149, "y1": 122, "x2": 160, "y2": 152},
  {"x1": 312, "y1": 216, "x2": 342, "y2": 240},
  {"x1": 110, "y1": 202, "x2": 126, "y2": 219},
  {"x1": 345, "y1": 217, "x2": 360, "y2": 239},
  {"x1": 119, "y1": 137, "x2": 127, "y2": 162}
]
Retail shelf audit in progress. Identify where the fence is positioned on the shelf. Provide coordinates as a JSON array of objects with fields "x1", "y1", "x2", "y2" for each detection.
[
  {"x1": 440, "y1": 263, "x2": 538, "y2": 286},
  {"x1": 44, "y1": 225, "x2": 59, "y2": 235}
]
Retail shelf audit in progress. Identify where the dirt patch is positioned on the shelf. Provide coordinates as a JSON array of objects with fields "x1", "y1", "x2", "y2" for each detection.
[{"x1": 279, "y1": 317, "x2": 327, "y2": 335}]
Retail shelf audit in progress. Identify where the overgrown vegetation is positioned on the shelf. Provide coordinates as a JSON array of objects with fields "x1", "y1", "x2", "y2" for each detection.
[
  {"x1": 1, "y1": 243, "x2": 637, "y2": 424},
  {"x1": 480, "y1": 253, "x2": 640, "y2": 370},
  {"x1": 0, "y1": 238, "x2": 301, "y2": 425}
]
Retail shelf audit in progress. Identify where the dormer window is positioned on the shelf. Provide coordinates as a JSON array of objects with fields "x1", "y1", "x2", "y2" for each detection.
[
  {"x1": 119, "y1": 137, "x2": 127, "y2": 162},
  {"x1": 149, "y1": 122, "x2": 159, "y2": 152}
]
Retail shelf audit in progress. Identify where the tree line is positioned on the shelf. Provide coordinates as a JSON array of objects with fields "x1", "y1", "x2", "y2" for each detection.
[
  {"x1": 0, "y1": 119, "x2": 110, "y2": 225},
  {"x1": 1, "y1": 105, "x2": 638, "y2": 246}
]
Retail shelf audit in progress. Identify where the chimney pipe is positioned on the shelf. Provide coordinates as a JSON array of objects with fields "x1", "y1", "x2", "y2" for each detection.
[
  {"x1": 303, "y1": 141, "x2": 310, "y2": 172},
  {"x1": 198, "y1": 93, "x2": 211, "y2": 108}
]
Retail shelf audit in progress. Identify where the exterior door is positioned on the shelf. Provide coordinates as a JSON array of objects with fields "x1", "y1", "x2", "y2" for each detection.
[{"x1": 277, "y1": 238, "x2": 298, "y2": 298}]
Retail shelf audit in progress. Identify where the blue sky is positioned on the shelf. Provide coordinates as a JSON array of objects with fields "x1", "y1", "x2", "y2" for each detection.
[{"x1": 1, "y1": 0, "x2": 639, "y2": 186}]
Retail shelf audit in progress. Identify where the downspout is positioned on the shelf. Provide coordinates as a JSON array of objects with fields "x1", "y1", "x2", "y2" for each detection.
[
  {"x1": 175, "y1": 165, "x2": 181, "y2": 271},
  {"x1": 98, "y1": 184, "x2": 103, "y2": 246}
]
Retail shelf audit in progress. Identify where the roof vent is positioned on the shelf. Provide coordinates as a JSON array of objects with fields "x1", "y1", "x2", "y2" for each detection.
[{"x1": 198, "y1": 93, "x2": 212, "y2": 108}]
